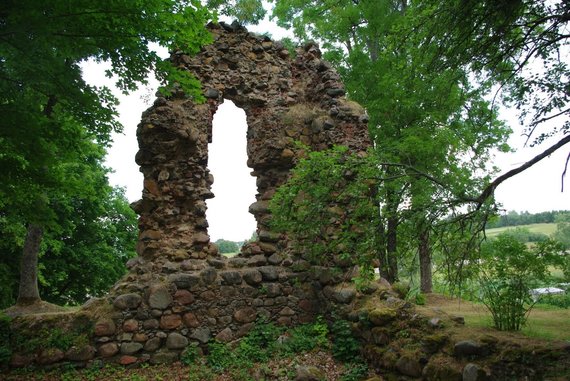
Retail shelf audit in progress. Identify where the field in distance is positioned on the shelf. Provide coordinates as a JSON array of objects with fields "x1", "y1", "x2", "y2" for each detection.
[{"x1": 485, "y1": 223, "x2": 557, "y2": 238}]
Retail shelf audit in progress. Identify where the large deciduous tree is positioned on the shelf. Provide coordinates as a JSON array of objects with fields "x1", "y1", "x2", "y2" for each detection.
[
  {"x1": 269, "y1": 0, "x2": 510, "y2": 289},
  {"x1": 417, "y1": 0, "x2": 570, "y2": 187},
  {"x1": 0, "y1": 0, "x2": 212, "y2": 308}
]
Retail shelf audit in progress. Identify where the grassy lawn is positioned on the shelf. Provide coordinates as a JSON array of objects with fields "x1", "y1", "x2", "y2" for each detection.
[
  {"x1": 423, "y1": 294, "x2": 570, "y2": 341},
  {"x1": 485, "y1": 223, "x2": 557, "y2": 238}
]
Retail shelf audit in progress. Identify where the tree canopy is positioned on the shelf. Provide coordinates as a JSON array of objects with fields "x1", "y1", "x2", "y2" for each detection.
[
  {"x1": 1, "y1": 0, "x2": 213, "y2": 307},
  {"x1": 267, "y1": 0, "x2": 512, "y2": 289}
]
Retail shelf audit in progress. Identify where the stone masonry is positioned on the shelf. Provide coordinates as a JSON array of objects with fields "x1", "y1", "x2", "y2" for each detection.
[
  {"x1": 7, "y1": 23, "x2": 570, "y2": 380},
  {"x1": 92, "y1": 21, "x2": 371, "y2": 365}
]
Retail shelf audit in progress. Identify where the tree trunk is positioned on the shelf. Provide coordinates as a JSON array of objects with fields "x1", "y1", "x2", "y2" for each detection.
[
  {"x1": 386, "y1": 214, "x2": 398, "y2": 283},
  {"x1": 17, "y1": 224, "x2": 43, "y2": 305},
  {"x1": 419, "y1": 226, "x2": 433, "y2": 293}
]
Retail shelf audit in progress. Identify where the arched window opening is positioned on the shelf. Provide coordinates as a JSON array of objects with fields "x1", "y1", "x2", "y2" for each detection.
[{"x1": 206, "y1": 100, "x2": 257, "y2": 249}]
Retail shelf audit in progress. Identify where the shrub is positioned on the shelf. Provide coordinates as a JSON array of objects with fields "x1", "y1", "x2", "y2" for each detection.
[
  {"x1": 331, "y1": 319, "x2": 360, "y2": 363},
  {"x1": 341, "y1": 361, "x2": 369, "y2": 381},
  {"x1": 236, "y1": 317, "x2": 282, "y2": 363},
  {"x1": 477, "y1": 235, "x2": 565, "y2": 331},
  {"x1": 284, "y1": 316, "x2": 329, "y2": 353},
  {"x1": 181, "y1": 345, "x2": 200, "y2": 365},
  {"x1": 207, "y1": 341, "x2": 235, "y2": 373}
]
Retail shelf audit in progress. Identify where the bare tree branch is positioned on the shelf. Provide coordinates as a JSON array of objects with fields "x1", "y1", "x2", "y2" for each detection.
[{"x1": 477, "y1": 134, "x2": 570, "y2": 205}]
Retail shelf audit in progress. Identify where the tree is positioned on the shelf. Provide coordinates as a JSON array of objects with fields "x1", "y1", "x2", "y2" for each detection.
[
  {"x1": 0, "y1": 129, "x2": 138, "y2": 308},
  {"x1": 269, "y1": 0, "x2": 510, "y2": 288},
  {"x1": 415, "y1": 0, "x2": 570, "y2": 188},
  {"x1": 206, "y1": 0, "x2": 266, "y2": 24},
  {"x1": 215, "y1": 239, "x2": 240, "y2": 254},
  {"x1": 1, "y1": 1, "x2": 212, "y2": 308},
  {"x1": 553, "y1": 212, "x2": 570, "y2": 250}
]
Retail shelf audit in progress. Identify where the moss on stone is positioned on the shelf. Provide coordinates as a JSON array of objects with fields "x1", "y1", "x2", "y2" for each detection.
[{"x1": 368, "y1": 307, "x2": 397, "y2": 326}]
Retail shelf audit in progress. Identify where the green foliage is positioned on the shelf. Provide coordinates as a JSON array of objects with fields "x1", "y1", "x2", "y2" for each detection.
[
  {"x1": 340, "y1": 361, "x2": 369, "y2": 381},
  {"x1": 236, "y1": 318, "x2": 282, "y2": 364},
  {"x1": 537, "y1": 293, "x2": 570, "y2": 309},
  {"x1": 214, "y1": 239, "x2": 240, "y2": 254},
  {"x1": 283, "y1": 316, "x2": 329, "y2": 354},
  {"x1": 476, "y1": 234, "x2": 566, "y2": 331},
  {"x1": 0, "y1": 184, "x2": 138, "y2": 307},
  {"x1": 270, "y1": 146, "x2": 379, "y2": 287},
  {"x1": 269, "y1": 0, "x2": 511, "y2": 289},
  {"x1": 492, "y1": 227, "x2": 549, "y2": 244},
  {"x1": 486, "y1": 211, "x2": 568, "y2": 229},
  {"x1": 415, "y1": 0, "x2": 570, "y2": 144},
  {"x1": 206, "y1": 319, "x2": 283, "y2": 373},
  {"x1": 207, "y1": 0, "x2": 266, "y2": 24},
  {"x1": 553, "y1": 212, "x2": 570, "y2": 250},
  {"x1": 187, "y1": 363, "x2": 215, "y2": 381},
  {"x1": 181, "y1": 345, "x2": 200, "y2": 366},
  {"x1": 0, "y1": 0, "x2": 212, "y2": 306},
  {"x1": 203, "y1": 317, "x2": 336, "y2": 377},
  {"x1": 331, "y1": 319, "x2": 360, "y2": 363},
  {"x1": 207, "y1": 341, "x2": 236, "y2": 373}
]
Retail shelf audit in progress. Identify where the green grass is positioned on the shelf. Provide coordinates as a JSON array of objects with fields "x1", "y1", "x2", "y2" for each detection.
[
  {"x1": 425, "y1": 294, "x2": 570, "y2": 341},
  {"x1": 485, "y1": 223, "x2": 557, "y2": 238}
]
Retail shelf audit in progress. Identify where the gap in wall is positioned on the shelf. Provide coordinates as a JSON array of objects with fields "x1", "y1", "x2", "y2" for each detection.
[{"x1": 206, "y1": 100, "x2": 257, "y2": 246}]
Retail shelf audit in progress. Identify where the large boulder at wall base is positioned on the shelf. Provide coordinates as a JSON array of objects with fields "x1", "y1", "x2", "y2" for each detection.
[{"x1": 113, "y1": 293, "x2": 142, "y2": 310}]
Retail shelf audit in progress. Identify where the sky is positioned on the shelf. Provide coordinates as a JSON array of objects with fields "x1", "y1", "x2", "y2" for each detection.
[{"x1": 84, "y1": 17, "x2": 568, "y2": 242}]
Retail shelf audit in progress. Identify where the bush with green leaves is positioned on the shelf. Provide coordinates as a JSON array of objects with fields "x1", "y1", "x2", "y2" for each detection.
[
  {"x1": 283, "y1": 316, "x2": 329, "y2": 354},
  {"x1": 341, "y1": 361, "x2": 369, "y2": 381},
  {"x1": 206, "y1": 318, "x2": 283, "y2": 374},
  {"x1": 207, "y1": 341, "x2": 236, "y2": 373},
  {"x1": 270, "y1": 146, "x2": 380, "y2": 288},
  {"x1": 181, "y1": 345, "x2": 200, "y2": 366},
  {"x1": 476, "y1": 234, "x2": 565, "y2": 331},
  {"x1": 331, "y1": 318, "x2": 361, "y2": 363}
]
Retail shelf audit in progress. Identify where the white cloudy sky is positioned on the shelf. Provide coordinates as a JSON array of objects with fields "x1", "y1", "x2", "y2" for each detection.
[{"x1": 84, "y1": 18, "x2": 568, "y2": 242}]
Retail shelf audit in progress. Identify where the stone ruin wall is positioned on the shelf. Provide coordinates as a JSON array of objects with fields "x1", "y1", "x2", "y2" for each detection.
[
  {"x1": 87, "y1": 22, "x2": 371, "y2": 365},
  {"x1": 131, "y1": 22, "x2": 369, "y2": 264},
  {"x1": 8, "y1": 23, "x2": 570, "y2": 380}
]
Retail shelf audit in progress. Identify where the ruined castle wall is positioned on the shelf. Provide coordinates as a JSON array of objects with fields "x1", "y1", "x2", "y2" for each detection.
[
  {"x1": 6, "y1": 24, "x2": 570, "y2": 381},
  {"x1": 131, "y1": 22, "x2": 370, "y2": 265},
  {"x1": 85, "y1": 22, "x2": 371, "y2": 366}
]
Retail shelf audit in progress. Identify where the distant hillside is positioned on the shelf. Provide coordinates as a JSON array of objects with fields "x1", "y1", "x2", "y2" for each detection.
[{"x1": 485, "y1": 223, "x2": 557, "y2": 239}]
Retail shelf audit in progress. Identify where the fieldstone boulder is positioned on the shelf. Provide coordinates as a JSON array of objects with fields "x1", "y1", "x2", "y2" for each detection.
[
  {"x1": 368, "y1": 308, "x2": 397, "y2": 326},
  {"x1": 95, "y1": 318, "x2": 116, "y2": 336},
  {"x1": 166, "y1": 332, "x2": 188, "y2": 349},
  {"x1": 189, "y1": 327, "x2": 211, "y2": 343},
  {"x1": 396, "y1": 355, "x2": 423, "y2": 377},
  {"x1": 65, "y1": 345, "x2": 96, "y2": 362},
  {"x1": 295, "y1": 365, "x2": 326, "y2": 381},
  {"x1": 113, "y1": 293, "x2": 142, "y2": 310},
  {"x1": 148, "y1": 284, "x2": 172, "y2": 309},
  {"x1": 463, "y1": 363, "x2": 489, "y2": 381},
  {"x1": 98, "y1": 343, "x2": 119, "y2": 358},
  {"x1": 234, "y1": 307, "x2": 257, "y2": 323},
  {"x1": 120, "y1": 342, "x2": 143, "y2": 355},
  {"x1": 454, "y1": 340, "x2": 488, "y2": 357}
]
